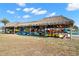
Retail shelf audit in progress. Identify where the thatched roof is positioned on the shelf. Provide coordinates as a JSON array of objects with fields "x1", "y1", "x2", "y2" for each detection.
[{"x1": 5, "y1": 15, "x2": 74, "y2": 27}]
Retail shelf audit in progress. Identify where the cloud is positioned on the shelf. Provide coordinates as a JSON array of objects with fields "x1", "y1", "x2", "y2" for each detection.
[
  {"x1": 16, "y1": 8, "x2": 21, "y2": 11},
  {"x1": 14, "y1": 15, "x2": 21, "y2": 18},
  {"x1": 22, "y1": 15, "x2": 31, "y2": 19},
  {"x1": 23, "y1": 8, "x2": 34, "y2": 12},
  {"x1": 16, "y1": 16, "x2": 21, "y2": 18},
  {"x1": 31, "y1": 8, "x2": 41, "y2": 13},
  {"x1": 23, "y1": 8, "x2": 47, "y2": 15},
  {"x1": 66, "y1": 3, "x2": 79, "y2": 11},
  {"x1": 17, "y1": 3, "x2": 26, "y2": 7},
  {"x1": 46, "y1": 12, "x2": 56, "y2": 17},
  {"x1": 6, "y1": 10, "x2": 15, "y2": 14},
  {"x1": 31, "y1": 8, "x2": 47, "y2": 15}
]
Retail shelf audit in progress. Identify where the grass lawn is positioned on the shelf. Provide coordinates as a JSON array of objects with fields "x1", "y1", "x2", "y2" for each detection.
[{"x1": 0, "y1": 34, "x2": 79, "y2": 56}]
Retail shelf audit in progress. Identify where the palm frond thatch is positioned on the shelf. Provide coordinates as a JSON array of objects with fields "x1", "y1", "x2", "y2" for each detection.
[{"x1": 5, "y1": 15, "x2": 74, "y2": 27}]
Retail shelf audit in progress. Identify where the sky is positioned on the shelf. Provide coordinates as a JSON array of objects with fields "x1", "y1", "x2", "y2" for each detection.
[{"x1": 0, "y1": 3, "x2": 79, "y2": 27}]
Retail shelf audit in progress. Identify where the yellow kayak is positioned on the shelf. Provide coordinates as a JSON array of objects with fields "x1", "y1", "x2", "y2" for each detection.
[{"x1": 59, "y1": 34, "x2": 64, "y2": 38}]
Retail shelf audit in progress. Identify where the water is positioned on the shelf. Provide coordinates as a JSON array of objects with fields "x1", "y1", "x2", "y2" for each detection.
[{"x1": 72, "y1": 32, "x2": 79, "y2": 35}]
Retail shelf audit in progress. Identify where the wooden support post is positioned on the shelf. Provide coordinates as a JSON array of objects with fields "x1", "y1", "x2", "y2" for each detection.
[
  {"x1": 29, "y1": 26, "x2": 31, "y2": 35},
  {"x1": 44, "y1": 26, "x2": 46, "y2": 36},
  {"x1": 70, "y1": 28, "x2": 72, "y2": 40},
  {"x1": 14, "y1": 27, "x2": 15, "y2": 34}
]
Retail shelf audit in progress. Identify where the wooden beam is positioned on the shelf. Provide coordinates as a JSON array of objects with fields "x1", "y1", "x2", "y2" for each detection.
[
  {"x1": 29, "y1": 26, "x2": 31, "y2": 35},
  {"x1": 70, "y1": 28, "x2": 72, "y2": 40},
  {"x1": 13, "y1": 27, "x2": 15, "y2": 34},
  {"x1": 44, "y1": 25, "x2": 47, "y2": 36}
]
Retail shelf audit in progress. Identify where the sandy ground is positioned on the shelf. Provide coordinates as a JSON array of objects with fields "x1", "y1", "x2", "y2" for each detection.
[{"x1": 0, "y1": 34, "x2": 79, "y2": 56}]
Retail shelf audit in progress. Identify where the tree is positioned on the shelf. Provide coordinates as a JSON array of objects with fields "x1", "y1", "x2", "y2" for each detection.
[
  {"x1": 73, "y1": 25, "x2": 78, "y2": 29},
  {"x1": 0, "y1": 18, "x2": 9, "y2": 25},
  {"x1": 73, "y1": 25, "x2": 79, "y2": 32},
  {"x1": 0, "y1": 18, "x2": 10, "y2": 33}
]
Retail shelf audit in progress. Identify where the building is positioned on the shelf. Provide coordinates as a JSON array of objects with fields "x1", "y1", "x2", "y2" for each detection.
[{"x1": 4, "y1": 15, "x2": 74, "y2": 37}]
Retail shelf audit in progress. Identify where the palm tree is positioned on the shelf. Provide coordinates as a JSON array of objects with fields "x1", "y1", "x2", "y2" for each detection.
[{"x1": 0, "y1": 18, "x2": 10, "y2": 33}]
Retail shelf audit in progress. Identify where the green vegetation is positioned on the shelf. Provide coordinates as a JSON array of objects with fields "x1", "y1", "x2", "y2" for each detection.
[
  {"x1": 0, "y1": 18, "x2": 9, "y2": 25},
  {"x1": 0, "y1": 18, "x2": 10, "y2": 33}
]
